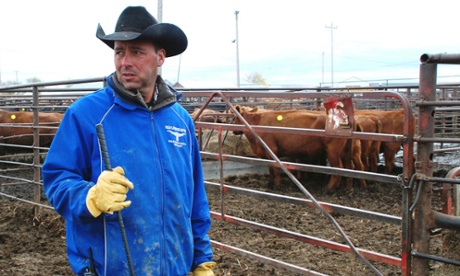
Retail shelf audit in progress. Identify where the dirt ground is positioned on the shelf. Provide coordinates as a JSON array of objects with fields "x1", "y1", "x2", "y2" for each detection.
[{"x1": 0, "y1": 164, "x2": 459, "y2": 275}]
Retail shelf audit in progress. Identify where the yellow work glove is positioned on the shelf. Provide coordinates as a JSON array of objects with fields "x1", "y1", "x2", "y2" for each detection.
[
  {"x1": 86, "y1": 166, "x2": 134, "y2": 217},
  {"x1": 192, "y1": 262, "x2": 216, "y2": 276}
]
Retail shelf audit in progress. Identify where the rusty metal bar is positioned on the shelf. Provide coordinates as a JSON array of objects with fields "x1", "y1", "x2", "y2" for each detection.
[
  {"x1": 432, "y1": 211, "x2": 460, "y2": 230},
  {"x1": 201, "y1": 152, "x2": 399, "y2": 184},
  {"x1": 218, "y1": 129, "x2": 226, "y2": 221},
  {"x1": 0, "y1": 76, "x2": 106, "y2": 91},
  {"x1": 0, "y1": 143, "x2": 50, "y2": 152},
  {"x1": 428, "y1": 176, "x2": 460, "y2": 185},
  {"x1": 182, "y1": 90, "x2": 414, "y2": 101},
  {"x1": 399, "y1": 90, "x2": 416, "y2": 185},
  {"x1": 196, "y1": 121, "x2": 406, "y2": 143},
  {"x1": 420, "y1": 53, "x2": 460, "y2": 64},
  {"x1": 433, "y1": 147, "x2": 460, "y2": 154},
  {"x1": 32, "y1": 85, "x2": 41, "y2": 216},
  {"x1": 450, "y1": 167, "x2": 460, "y2": 217},
  {"x1": 456, "y1": 184, "x2": 460, "y2": 217},
  {"x1": 442, "y1": 184, "x2": 453, "y2": 216},
  {"x1": 206, "y1": 182, "x2": 401, "y2": 225},
  {"x1": 211, "y1": 240, "x2": 328, "y2": 275},
  {"x1": 416, "y1": 137, "x2": 460, "y2": 143},
  {"x1": 0, "y1": 192, "x2": 53, "y2": 209},
  {"x1": 411, "y1": 251, "x2": 460, "y2": 266},
  {"x1": 211, "y1": 212, "x2": 402, "y2": 267},
  {"x1": 0, "y1": 173, "x2": 34, "y2": 184},
  {"x1": 417, "y1": 100, "x2": 460, "y2": 106},
  {"x1": 412, "y1": 61, "x2": 438, "y2": 275}
]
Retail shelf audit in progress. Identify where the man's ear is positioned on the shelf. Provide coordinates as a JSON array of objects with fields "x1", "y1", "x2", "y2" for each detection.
[{"x1": 157, "y1": 49, "x2": 166, "y2": 67}]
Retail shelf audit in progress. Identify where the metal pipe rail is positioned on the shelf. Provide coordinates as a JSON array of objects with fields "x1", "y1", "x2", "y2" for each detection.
[
  {"x1": 211, "y1": 212, "x2": 402, "y2": 268},
  {"x1": 0, "y1": 76, "x2": 107, "y2": 91},
  {"x1": 211, "y1": 240, "x2": 328, "y2": 276},
  {"x1": 206, "y1": 181, "x2": 401, "y2": 225},
  {"x1": 432, "y1": 211, "x2": 460, "y2": 230},
  {"x1": 411, "y1": 252, "x2": 460, "y2": 267},
  {"x1": 420, "y1": 53, "x2": 460, "y2": 64},
  {"x1": 196, "y1": 121, "x2": 406, "y2": 143},
  {"x1": 201, "y1": 152, "x2": 399, "y2": 185}
]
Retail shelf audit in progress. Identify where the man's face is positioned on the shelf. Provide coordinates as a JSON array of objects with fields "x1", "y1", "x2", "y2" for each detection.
[{"x1": 114, "y1": 40, "x2": 166, "y2": 93}]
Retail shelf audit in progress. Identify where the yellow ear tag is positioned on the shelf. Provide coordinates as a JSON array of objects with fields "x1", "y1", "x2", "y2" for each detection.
[
  {"x1": 11, "y1": 114, "x2": 16, "y2": 120},
  {"x1": 277, "y1": 115, "x2": 283, "y2": 121}
]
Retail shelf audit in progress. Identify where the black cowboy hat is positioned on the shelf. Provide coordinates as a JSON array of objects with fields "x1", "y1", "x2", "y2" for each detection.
[{"x1": 96, "y1": 6, "x2": 187, "y2": 57}]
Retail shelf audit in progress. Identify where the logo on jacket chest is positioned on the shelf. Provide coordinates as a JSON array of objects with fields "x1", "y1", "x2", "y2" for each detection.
[{"x1": 165, "y1": 125, "x2": 187, "y2": 148}]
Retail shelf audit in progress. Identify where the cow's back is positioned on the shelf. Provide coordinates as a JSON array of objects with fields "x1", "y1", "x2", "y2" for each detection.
[
  {"x1": 0, "y1": 109, "x2": 64, "y2": 148},
  {"x1": 355, "y1": 109, "x2": 411, "y2": 173},
  {"x1": 237, "y1": 109, "x2": 326, "y2": 159}
]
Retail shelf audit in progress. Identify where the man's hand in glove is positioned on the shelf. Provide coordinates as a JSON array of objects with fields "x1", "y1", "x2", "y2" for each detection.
[
  {"x1": 192, "y1": 262, "x2": 216, "y2": 276},
  {"x1": 86, "y1": 166, "x2": 134, "y2": 217}
]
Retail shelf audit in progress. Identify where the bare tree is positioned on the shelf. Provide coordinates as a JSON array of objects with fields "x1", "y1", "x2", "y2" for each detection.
[{"x1": 245, "y1": 72, "x2": 268, "y2": 86}]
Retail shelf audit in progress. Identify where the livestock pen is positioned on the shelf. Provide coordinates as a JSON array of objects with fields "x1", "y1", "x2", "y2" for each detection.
[{"x1": 0, "y1": 54, "x2": 460, "y2": 275}]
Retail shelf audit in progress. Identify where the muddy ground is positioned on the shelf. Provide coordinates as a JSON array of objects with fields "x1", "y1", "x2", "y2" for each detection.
[{"x1": 0, "y1": 161, "x2": 459, "y2": 275}]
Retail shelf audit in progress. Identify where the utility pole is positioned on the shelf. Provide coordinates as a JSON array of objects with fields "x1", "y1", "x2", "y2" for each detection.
[
  {"x1": 235, "y1": 10, "x2": 240, "y2": 88},
  {"x1": 0, "y1": 52, "x2": 2, "y2": 85},
  {"x1": 176, "y1": 54, "x2": 182, "y2": 84},
  {"x1": 157, "y1": 0, "x2": 163, "y2": 76},
  {"x1": 321, "y1": 52, "x2": 324, "y2": 86},
  {"x1": 325, "y1": 22, "x2": 337, "y2": 87}
]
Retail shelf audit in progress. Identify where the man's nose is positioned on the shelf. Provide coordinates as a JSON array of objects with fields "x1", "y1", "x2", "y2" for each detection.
[{"x1": 121, "y1": 53, "x2": 133, "y2": 67}]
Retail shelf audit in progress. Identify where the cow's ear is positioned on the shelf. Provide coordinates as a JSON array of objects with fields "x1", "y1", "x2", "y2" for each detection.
[
  {"x1": 235, "y1": 105, "x2": 241, "y2": 113},
  {"x1": 252, "y1": 106, "x2": 259, "y2": 112}
]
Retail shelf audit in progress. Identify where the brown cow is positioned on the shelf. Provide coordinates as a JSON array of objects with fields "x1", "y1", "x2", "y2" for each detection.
[
  {"x1": 341, "y1": 119, "x2": 367, "y2": 189},
  {"x1": 0, "y1": 109, "x2": 64, "y2": 153},
  {"x1": 355, "y1": 109, "x2": 414, "y2": 174},
  {"x1": 231, "y1": 105, "x2": 364, "y2": 192},
  {"x1": 190, "y1": 108, "x2": 226, "y2": 123},
  {"x1": 231, "y1": 106, "x2": 327, "y2": 183}
]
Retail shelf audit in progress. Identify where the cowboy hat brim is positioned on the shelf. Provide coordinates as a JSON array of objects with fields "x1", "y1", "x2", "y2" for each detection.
[{"x1": 96, "y1": 22, "x2": 188, "y2": 57}]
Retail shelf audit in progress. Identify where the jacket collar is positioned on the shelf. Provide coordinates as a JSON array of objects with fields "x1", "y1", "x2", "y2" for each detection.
[{"x1": 108, "y1": 73, "x2": 181, "y2": 111}]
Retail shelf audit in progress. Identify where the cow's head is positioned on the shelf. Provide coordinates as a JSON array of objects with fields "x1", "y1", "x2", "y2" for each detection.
[
  {"x1": 230, "y1": 105, "x2": 244, "y2": 135},
  {"x1": 230, "y1": 105, "x2": 258, "y2": 135}
]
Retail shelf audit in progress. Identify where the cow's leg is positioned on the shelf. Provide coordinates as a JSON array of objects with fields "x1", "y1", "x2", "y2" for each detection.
[
  {"x1": 268, "y1": 167, "x2": 282, "y2": 189},
  {"x1": 351, "y1": 140, "x2": 366, "y2": 189},
  {"x1": 326, "y1": 153, "x2": 343, "y2": 192},
  {"x1": 342, "y1": 139, "x2": 356, "y2": 191},
  {"x1": 369, "y1": 141, "x2": 381, "y2": 173},
  {"x1": 295, "y1": 158, "x2": 303, "y2": 180},
  {"x1": 360, "y1": 140, "x2": 371, "y2": 171},
  {"x1": 294, "y1": 157, "x2": 311, "y2": 181},
  {"x1": 268, "y1": 167, "x2": 275, "y2": 187},
  {"x1": 383, "y1": 142, "x2": 401, "y2": 174},
  {"x1": 274, "y1": 167, "x2": 282, "y2": 189},
  {"x1": 266, "y1": 166, "x2": 282, "y2": 189}
]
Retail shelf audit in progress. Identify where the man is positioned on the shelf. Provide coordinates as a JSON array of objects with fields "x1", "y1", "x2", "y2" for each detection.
[{"x1": 43, "y1": 6, "x2": 215, "y2": 276}]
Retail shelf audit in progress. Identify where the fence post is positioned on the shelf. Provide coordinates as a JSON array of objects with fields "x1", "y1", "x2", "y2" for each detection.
[
  {"x1": 32, "y1": 85, "x2": 41, "y2": 216},
  {"x1": 413, "y1": 62, "x2": 437, "y2": 275}
]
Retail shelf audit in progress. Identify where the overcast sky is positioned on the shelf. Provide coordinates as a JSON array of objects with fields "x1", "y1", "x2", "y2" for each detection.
[{"x1": 1, "y1": 0, "x2": 460, "y2": 88}]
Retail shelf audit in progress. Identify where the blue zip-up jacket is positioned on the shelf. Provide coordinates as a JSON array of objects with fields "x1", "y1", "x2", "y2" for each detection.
[{"x1": 42, "y1": 74, "x2": 213, "y2": 275}]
